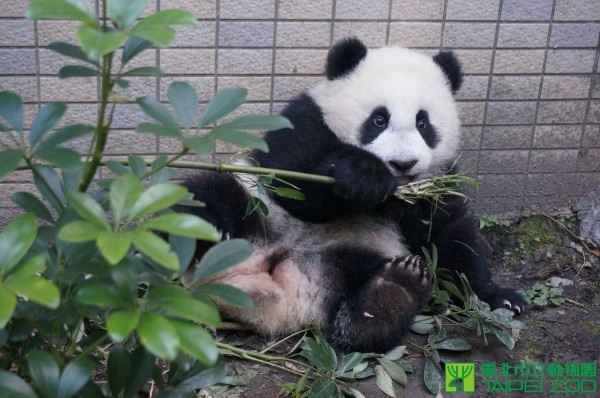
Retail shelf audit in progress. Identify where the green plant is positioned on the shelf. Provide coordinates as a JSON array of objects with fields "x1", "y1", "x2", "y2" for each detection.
[
  {"x1": 479, "y1": 214, "x2": 511, "y2": 229},
  {"x1": 0, "y1": 0, "x2": 293, "y2": 396},
  {"x1": 524, "y1": 281, "x2": 565, "y2": 307}
]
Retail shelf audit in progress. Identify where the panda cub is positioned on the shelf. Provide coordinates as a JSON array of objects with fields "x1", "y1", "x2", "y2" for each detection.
[{"x1": 181, "y1": 38, "x2": 525, "y2": 353}]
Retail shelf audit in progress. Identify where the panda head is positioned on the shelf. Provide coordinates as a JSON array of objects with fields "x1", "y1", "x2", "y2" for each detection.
[{"x1": 310, "y1": 38, "x2": 463, "y2": 184}]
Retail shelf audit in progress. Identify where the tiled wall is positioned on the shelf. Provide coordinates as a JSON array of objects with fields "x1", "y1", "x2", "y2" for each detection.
[{"x1": 1, "y1": 0, "x2": 599, "y2": 218}]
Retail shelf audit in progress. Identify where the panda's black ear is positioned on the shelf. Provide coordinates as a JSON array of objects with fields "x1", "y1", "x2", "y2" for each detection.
[
  {"x1": 433, "y1": 51, "x2": 463, "y2": 93},
  {"x1": 326, "y1": 38, "x2": 368, "y2": 80}
]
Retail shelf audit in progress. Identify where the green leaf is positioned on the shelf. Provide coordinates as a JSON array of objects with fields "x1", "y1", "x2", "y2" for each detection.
[
  {"x1": 195, "y1": 283, "x2": 253, "y2": 309},
  {"x1": 183, "y1": 136, "x2": 216, "y2": 158},
  {"x1": 37, "y1": 124, "x2": 94, "y2": 151},
  {"x1": 36, "y1": 147, "x2": 82, "y2": 171},
  {"x1": 128, "y1": 183, "x2": 188, "y2": 221},
  {"x1": 194, "y1": 239, "x2": 254, "y2": 281},
  {"x1": 433, "y1": 338, "x2": 471, "y2": 351},
  {"x1": 122, "y1": 36, "x2": 153, "y2": 66},
  {"x1": 122, "y1": 66, "x2": 164, "y2": 76},
  {"x1": 105, "y1": 160, "x2": 130, "y2": 176},
  {"x1": 337, "y1": 353, "x2": 364, "y2": 376},
  {"x1": 210, "y1": 129, "x2": 268, "y2": 153},
  {"x1": 106, "y1": 345, "x2": 131, "y2": 396},
  {"x1": 47, "y1": 42, "x2": 100, "y2": 66},
  {"x1": 423, "y1": 358, "x2": 442, "y2": 395},
  {"x1": 376, "y1": 358, "x2": 407, "y2": 387},
  {"x1": 168, "y1": 82, "x2": 198, "y2": 130},
  {"x1": 136, "y1": 122, "x2": 182, "y2": 138},
  {"x1": 8, "y1": 276, "x2": 60, "y2": 309},
  {"x1": 218, "y1": 114, "x2": 292, "y2": 131},
  {"x1": 136, "y1": 97, "x2": 182, "y2": 137},
  {"x1": 0, "y1": 91, "x2": 23, "y2": 132},
  {"x1": 169, "y1": 235, "x2": 196, "y2": 273},
  {"x1": 59, "y1": 220, "x2": 104, "y2": 242},
  {"x1": 58, "y1": 65, "x2": 98, "y2": 78},
  {"x1": 153, "y1": 297, "x2": 220, "y2": 327},
  {"x1": 66, "y1": 191, "x2": 110, "y2": 230},
  {"x1": 97, "y1": 231, "x2": 132, "y2": 265},
  {"x1": 26, "y1": 0, "x2": 97, "y2": 26},
  {"x1": 137, "y1": 313, "x2": 180, "y2": 360},
  {"x1": 383, "y1": 346, "x2": 407, "y2": 361},
  {"x1": 0, "y1": 212, "x2": 37, "y2": 275},
  {"x1": 131, "y1": 9, "x2": 196, "y2": 47},
  {"x1": 5, "y1": 255, "x2": 46, "y2": 282},
  {"x1": 0, "y1": 149, "x2": 24, "y2": 181},
  {"x1": 76, "y1": 25, "x2": 128, "y2": 60},
  {"x1": 492, "y1": 327, "x2": 515, "y2": 349},
  {"x1": 30, "y1": 102, "x2": 67, "y2": 146},
  {"x1": 107, "y1": 0, "x2": 147, "y2": 30},
  {"x1": 200, "y1": 87, "x2": 247, "y2": 127},
  {"x1": 27, "y1": 350, "x2": 60, "y2": 398},
  {"x1": 115, "y1": 78, "x2": 130, "y2": 89},
  {"x1": 374, "y1": 365, "x2": 396, "y2": 397},
  {"x1": 110, "y1": 174, "x2": 142, "y2": 222},
  {"x1": 274, "y1": 187, "x2": 304, "y2": 200},
  {"x1": 107, "y1": 309, "x2": 139, "y2": 342},
  {"x1": 0, "y1": 370, "x2": 39, "y2": 398},
  {"x1": 76, "y1": 284, "x2": 127, "y2": 308},
  {"x1": 301, "y1": 337, "x2": 336, "y2": 372},
  {"x1": 128, "y1": 155, "x2": 147, "y2": 177},
  {"x1": 169, "y1": 319, "x2": 219, "y2": 365},
  {"x1": 57, "y1": 357, "x2": 96, "y2": 398},
  {"x1": 131, "y1": 230, "x2": 179, "y2": 271},
  {"x1": 0, "y1": 287, "x2": 16, "y2": 329},
  {"x1": 123, "y1": 347, "x2": 155, "y2": 398},
  {"x1": 141, "y1": 213, "x2": 220, "y2": 241},
  {"x1": 309, "y1": 377, "x2": 340, "y2": 398},
  {"x1": 175, "y1": 357, "x2": 228, "y2": 392},
  {"x1": 33, "y1": 165, "x2": 65, "y2": 212}
]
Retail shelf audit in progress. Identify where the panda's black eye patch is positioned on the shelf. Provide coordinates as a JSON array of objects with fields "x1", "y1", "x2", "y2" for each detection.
[
  {"x1": 360, "y1": 106, "x2": 390, "y2": 144},
  {"x1": 416, "y1": 110, "x2": 439, "y2": 148}
]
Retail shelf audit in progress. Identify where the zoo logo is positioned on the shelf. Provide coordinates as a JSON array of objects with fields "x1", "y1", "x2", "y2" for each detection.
[{"x1": 445, "y1": 363, "x2": 476, "y2": 393}]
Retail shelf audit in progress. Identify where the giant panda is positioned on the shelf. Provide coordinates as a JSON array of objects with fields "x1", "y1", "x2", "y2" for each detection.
[{"x1": 179, "y1": 38, "x2": 525, "y2": 353}]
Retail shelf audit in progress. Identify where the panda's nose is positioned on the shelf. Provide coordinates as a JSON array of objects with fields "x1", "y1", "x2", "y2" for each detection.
[{"x1": 389, "y1": 159, "x2": 417, "y2": 173}]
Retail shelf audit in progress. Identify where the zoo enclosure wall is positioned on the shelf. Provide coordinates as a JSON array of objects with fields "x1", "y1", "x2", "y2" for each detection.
[{"x1": 0, "y1": 0, "x2": 599, "y2": 220}]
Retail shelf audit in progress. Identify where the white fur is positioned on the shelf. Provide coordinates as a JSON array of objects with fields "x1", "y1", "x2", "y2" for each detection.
[{"x1": 310, "y1": 46, "x2": 461, "y2": 176}]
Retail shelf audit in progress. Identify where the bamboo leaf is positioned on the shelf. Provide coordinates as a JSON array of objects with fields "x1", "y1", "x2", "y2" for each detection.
[
  {"x1": 0, "y1": 212, "x2": 37, "y2": 275},
  {"x1": 0, "y1": 91, "x2": 23, "y2": 132},
  {"x1": 137, "y1": 313, "x2": 180, "y2": 361},
  {"x1": 200, "y1": 87, "x2": 247, "y2": 127},
  {"x1": 194, "y1": 239, "x2": 254, "y2": 281}
]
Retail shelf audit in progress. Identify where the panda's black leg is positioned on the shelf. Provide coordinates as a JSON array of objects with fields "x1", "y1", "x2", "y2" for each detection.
[{"x1": 326, "y1": 255, "x2": 431, "y2": 353}]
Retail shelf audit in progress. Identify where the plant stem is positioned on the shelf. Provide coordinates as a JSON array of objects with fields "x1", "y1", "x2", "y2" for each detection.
[
  {"x1": 78, "y1": 50, "x2": 113, "y2": 192},
  {"x1": 138, "y1": 146, "x2": 190, "y2": 180},
  {"x1": 259, "y1": 327, "x2": 311, "y2": 355},
  {"x1": 105, "y1": 157, "x2": 337, "y2": 185}
]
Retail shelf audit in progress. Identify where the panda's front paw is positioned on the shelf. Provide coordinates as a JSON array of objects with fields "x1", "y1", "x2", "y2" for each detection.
[
  {"x1": 480, "y1": 288, "x2": 526, "y2": 315},
  {"x1": 333, "y1": 158, "x2": 396, "y2": 208}
]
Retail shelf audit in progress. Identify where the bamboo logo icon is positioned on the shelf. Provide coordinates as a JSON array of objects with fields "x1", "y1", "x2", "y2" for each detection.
[{"x1": 445, "y1": 363, "x2": 475, "y2": 392}]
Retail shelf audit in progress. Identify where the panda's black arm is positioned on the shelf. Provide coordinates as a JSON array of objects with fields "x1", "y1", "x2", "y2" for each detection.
[
  {"x1": 252, "y1": 94, "x2": 397, "y2": 222},
  {"x1": 396, "y1": 196, "x2": 526, "y2": 311}
]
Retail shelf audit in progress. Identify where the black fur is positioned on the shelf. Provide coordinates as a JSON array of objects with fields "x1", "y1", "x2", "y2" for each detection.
[
  {"x1": 416, "y1": 110, "x2": 439, "y2": 148},
  {"x1": 433, "y1": 51, "x2": 463, "y2": 93},
  {"x1": 326, "y1": 37, "x2": 368, "y2": 80},
  {"x1": 359, "y1": 106, "x2": 390, "y2": 145}
]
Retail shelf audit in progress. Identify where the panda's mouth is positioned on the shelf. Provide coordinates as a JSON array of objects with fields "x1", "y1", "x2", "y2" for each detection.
[{"x1": 394, "y1": 175, "x2": 417, "y2": 186}]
